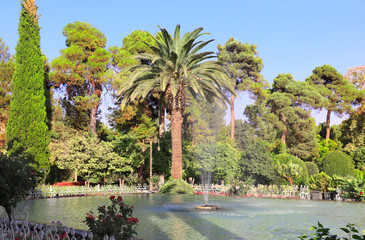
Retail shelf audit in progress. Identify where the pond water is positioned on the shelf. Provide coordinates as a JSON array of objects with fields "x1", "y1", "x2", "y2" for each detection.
[{"x1": 9, "y1": 194, "x2": 365, "y2": 239}]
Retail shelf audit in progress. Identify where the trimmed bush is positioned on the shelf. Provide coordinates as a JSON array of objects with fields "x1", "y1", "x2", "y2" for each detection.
[
  {"x1": 275, "y1": 153, "x2": 309, "y2": 185},
  {"x1": 322, "y1": 151, "x2": 354, "y2": 177},
  {"x1": 159, "y1": 178, "x2": 194, "y2": 194},
  {"x1": 306, "y1": 162, "x2": 319, "y2": 177},
  {"x1": 309, "y1": 172, "x2": 331, "y2": 192}
]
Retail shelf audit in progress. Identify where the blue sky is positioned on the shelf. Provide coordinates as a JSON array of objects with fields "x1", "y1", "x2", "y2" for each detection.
[{"x1": 1, "y1": 0, "x2": 365, "y2": 126}]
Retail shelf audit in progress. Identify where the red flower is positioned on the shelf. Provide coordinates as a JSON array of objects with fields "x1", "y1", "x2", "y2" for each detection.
[
  {"x1": 118, "y1": 196, "x2": 123, "y2": 202},
  {"x1": 116, "y1": 214, "x2": 122, "y2": 218},
  {"x1": 88, "y1": 215, "x2": 94, "y2": 219},
  {"x1": 127, "y1": 217, "x2": 139, "y2": 224},
  {"x1": 110, "y1": 195, "x2": 115, "y2": 200},
  {"x1": 361, "y1": 192, "x2": 363, "y2": 195}
]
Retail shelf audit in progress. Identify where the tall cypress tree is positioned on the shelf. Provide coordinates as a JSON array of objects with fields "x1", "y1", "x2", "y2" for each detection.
[{"x1": 6, "y1": 0, "x2": 49, "y2": 178}]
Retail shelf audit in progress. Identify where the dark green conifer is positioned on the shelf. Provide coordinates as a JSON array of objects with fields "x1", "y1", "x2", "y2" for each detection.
[{"x1": 6, "y1": 0, "x2": 49, "y2": 179}]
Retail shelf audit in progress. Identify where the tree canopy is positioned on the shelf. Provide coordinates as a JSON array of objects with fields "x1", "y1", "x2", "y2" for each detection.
[
  {"x1": 51, "y1": 21, "x2": 110, "y2": 134},
  {"x1": 118, "y1": 25, "x2": 235, "y2": 179},
  {"x1": 6, "y1": 0, "x2": 49, "y2": 180}
]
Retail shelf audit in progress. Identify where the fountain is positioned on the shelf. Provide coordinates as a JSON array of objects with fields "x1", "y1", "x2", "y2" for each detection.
[
  {"x1": 195, "y1": 170, "x2": 220, "y2": 210},
  {"x1": 194, "y1": 143, "x2": 220, "y2": 210}
]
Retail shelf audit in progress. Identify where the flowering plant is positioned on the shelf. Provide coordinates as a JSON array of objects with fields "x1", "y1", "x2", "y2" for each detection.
[{"x1": 84, "y1": 195, "x2": 138, "y2": 239}]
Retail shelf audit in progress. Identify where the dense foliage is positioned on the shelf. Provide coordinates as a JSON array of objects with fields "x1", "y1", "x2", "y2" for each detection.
[
  {"x1": 309, "y1": 172, "x2": 331, "y2": 192},
  {"x1": 159, "y1": 178, "x2": 194, "y2": 194},
  {"x1": 240, "y1": 140, "x2": 279, "y2": 185},
  {"x1": 305, "y1": 162, "x2": 319, "y2": 177},
  {"x1": 6, "y1": 0, "x2": 49, "y2": 180},
  {"x1": 275, "y1": 153, "x2": 309, "y2": 185},
  {"x1": 0, "y1": 153, "x2": 36, "y2": 220},
  {"x1": 322, "y1": 151, "x2": 354, "y2": 177}
]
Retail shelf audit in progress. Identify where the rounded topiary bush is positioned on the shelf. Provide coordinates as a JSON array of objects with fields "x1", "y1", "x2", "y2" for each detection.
[
  {"x1": 159, "y1": 178, "x2": 194, "y2": 194},
  {"x1": 275, "y1": 153, "x2": 309, "y2": 185},
  {"x1": 322, "y1": 151, "x2": 354, "y2": 177},
  {"x1": 306, "y1": 162, "x2": 319, "y2": 177}
]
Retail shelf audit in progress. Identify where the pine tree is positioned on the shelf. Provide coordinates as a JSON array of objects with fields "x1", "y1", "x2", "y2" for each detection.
[{"x1": 6, "y1": 0, "x2": 49, "y2": 178}]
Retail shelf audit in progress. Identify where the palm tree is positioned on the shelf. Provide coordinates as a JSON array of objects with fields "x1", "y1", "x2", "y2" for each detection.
[{"x1": 118, "y1": 25, "x2": 235, "y2": 179}]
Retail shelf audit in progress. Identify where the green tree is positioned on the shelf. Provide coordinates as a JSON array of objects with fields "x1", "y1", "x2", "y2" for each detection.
[
  {"x1": 275, "y1": 153, "x2": 309, "y2": 186},
  {"x1": 0, "y1": 153, "x2": 36, "y2": 221},
  {"x1": 118, "y1": 25, "x2": 235, "y2": 179},
  {"x1": 0, "y1": 38, "x2": 14, "y2": 148},
  {"x1": 240, "y1": 140, "x2": 279, "y2": 185},
  {"x1": 214, "y1": 142, "x2": 240, "y2": 183},
  {"x1": 351, "y1": 148, "x2": 365, "y2": 169},
  {"x1": 232, "y1": 119, "x2": 256, "y2": 150},
  {"x1": 268, "y1": 74, "x2": 324, "y2": 159},
  {"x1": 56, "y1": 133, "x2": 123, "y2": 185},
  {"x1": 6, "y1": 0, "x2": 49, "y2": 179},
  {"x1": 339, "y1": 111, "x2": 365, "y2": 152},
  {"x1": 306, "y1": 65, "x2": 359, "y2": 142},
  {"x1": 51, "y1": 21, "x2": 110, "y2": 134},
  {"x1": 217, "y1": 37, "x2": 267, "y2": 140},
  {"x1": 276, "y1": 158, "x2": 302, "y2": 197}
]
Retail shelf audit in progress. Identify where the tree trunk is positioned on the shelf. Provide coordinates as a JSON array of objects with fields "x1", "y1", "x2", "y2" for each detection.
[
  {"x1": 4, "y1": 204, "x2": 13, "y2": 223},
  {"x1": 289, "y1": 178, "x2": 295, "y2": 197},
  {"x1": 159, "y1": 105, "x2": 165, "y2": 137},
  {"x1": 280, "y1": 114, "x2": 287, "y2": 145},
  {"x1": 171, "y1": 108, "x2": 183, "y2": 179},
  {"x1": 326, "y1": 109, "x2": 331, "y2": 144},
  {"x1": 137, "y1": 164, "x2": 145, "y2": 180},
  {"x1": 230, "y1": 93, "x2": 235, "y2": 141},
  {"x1": 90, "y1": 105, "x2": 97, "y2": 134},
  {"x1": 74, "y1": 170, "x2": 78, "y2": 182}
]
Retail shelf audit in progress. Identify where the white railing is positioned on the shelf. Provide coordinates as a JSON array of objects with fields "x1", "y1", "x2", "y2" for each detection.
[
  {"x1": 193, "y1": 184, "x2": 311, "y2": 199},
  {"x1": 35, "y1": 184, "x2": 149, "y2": 198},
  {"x1": 0, "y1": 207, "x2": 117, "y2": 240}
]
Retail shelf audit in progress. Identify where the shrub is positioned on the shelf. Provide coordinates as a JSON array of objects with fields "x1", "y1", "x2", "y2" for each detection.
[
  {"x1": 84, "y1": 195, "x2": 138, "y2": 239},
  {"x1": 305, "y1": 162, "x2": 319, "y2": 177},
  {"x1": 159, "y1": 178, "x2": 194, "y2": 194},
  {"x1": 275, "y1": 153, "x2": 309, "y2": 185},
  {"x1": 352, "y1": 148, "x2": 365, "y2": 169},
  {"x1": 299, "y1": 222, "x2": 365, "y2": 239},
  {"x1": 309, "y1": 172, "x2": 331, "y2": 192},
  {"x1": 227, "y1": 178, "x2": 254, "y2": 196},
  {"x1": 322, "y1": 151, "x2": 354, "y2": 177},
  {"x1": 241, "y1": 140, "x2": 280, "y2": 185},
  {"x1": 0, "y1": 153, "x2": 36, "y2": 220}
]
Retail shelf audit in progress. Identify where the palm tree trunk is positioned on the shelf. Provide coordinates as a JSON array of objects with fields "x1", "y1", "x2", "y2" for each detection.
[
  {"x1": 326, "y1": 109, "x2": 331, "y2": 144},
  {"x1": 230, "y1": 94, "x2": 235, "y2": 141},
  {"x1": 171, "y1": 108, "x2": 183, "y2": 179}
]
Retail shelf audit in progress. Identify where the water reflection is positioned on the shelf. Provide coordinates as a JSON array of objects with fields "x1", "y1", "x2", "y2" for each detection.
[{"x1": 12, "y1": 194, "x2": 365, "y2": 239}]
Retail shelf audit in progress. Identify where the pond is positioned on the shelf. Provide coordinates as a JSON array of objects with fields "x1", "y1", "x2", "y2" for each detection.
[{"x1": 9, "y1": 194, "x2": 365, "y2": 239}]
